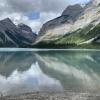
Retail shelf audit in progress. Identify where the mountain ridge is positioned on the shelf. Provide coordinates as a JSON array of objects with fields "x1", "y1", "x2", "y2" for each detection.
[
  {"x1": 0, "y1": 18, "x2": 37, "y2": 47},
  {"x1": 34, "y1": 0, "x2": 100, "y2": 49}
]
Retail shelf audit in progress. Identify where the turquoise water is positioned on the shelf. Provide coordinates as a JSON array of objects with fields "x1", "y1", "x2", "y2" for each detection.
[{"x1": 0, "y1": 49, "x2": 100, "y2": 95}]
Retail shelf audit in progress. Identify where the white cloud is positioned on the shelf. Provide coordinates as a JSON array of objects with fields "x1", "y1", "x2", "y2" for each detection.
[{"x1": 6, "y1": 0, "x2": 90, "y2": 13}]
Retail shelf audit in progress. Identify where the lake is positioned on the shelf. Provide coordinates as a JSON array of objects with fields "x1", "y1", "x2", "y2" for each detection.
[{"x1": 0, "y1": 49, "x2": 100, "y2": 96}]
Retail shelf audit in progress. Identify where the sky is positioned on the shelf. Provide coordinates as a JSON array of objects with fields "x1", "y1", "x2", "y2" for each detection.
[{"x1": 0, "y1": 0, "x2": 90, "y2": 33}]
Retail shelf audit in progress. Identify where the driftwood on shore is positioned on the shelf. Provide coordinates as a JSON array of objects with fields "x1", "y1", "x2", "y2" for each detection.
[{"x1": 0, "y1": 92, "x2": 100, "y2": 100}]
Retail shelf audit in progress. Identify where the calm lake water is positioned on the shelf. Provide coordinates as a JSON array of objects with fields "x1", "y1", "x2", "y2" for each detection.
[{"x1": 0, "y1": 49, "x2": 100, "y2": 96}]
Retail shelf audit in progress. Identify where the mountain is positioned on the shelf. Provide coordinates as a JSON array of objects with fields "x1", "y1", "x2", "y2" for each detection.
[
  {"x1": 38, "y1": 4, "x2": 85, "y2": 40},
  {"x1": 35, "y1": 0, "x2": 100, "y2": 49},
  {"x1": 17, "y1": 23, "x2": 37, "y2": 42},
  {"x1": 0, "y1": 18, "x2": 37, "y2": 47}
]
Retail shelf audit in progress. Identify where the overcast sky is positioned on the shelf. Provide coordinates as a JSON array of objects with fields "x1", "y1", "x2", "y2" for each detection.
[{"x1": 0, "y1": 0, "x2": 90, "y2": 33}]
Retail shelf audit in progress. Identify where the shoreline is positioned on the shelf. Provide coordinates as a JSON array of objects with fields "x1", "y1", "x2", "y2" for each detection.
[
  {"x1": 1, "y1": 91, "x2": 100, "y2": 100},
  {"x1": 0, "y1": 48, "x2": 99, "y2": 52}
]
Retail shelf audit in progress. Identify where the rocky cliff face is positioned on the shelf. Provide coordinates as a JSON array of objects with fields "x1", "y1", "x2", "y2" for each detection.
[
  {"x1": 17, "y1": 23, "x2": 37, "y2": 43},
  {"x1": 62, "y1": 4, "x2": 84, "y2": 20},
  {"x1": 38, "y1": 4, "x2": 84, "y2": 42},
  {"x1": 37, "y1": 0, "x2": 100, "y2": 44},
  {"x1": 0, "y1": 18, "x2": 37, "y2": 47},
  {"x1": 92, "y1": 0, "x2": 100, "y2": 5}
]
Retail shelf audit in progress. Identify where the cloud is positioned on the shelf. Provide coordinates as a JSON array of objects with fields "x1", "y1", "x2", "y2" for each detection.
[
  {"x1": 0, "y1": 0, "x2": 90, "y2": 33},
  {"x1": 6, "y1": 0, "x2": 40, "y2": 13},
  {"x1": 6, "y1": 0, "x2": 90, "y2": 13}
]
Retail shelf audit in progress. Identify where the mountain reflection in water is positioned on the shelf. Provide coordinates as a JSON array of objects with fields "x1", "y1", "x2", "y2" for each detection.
[{"x1": 0, "y1": 50, "x2": 100, "y2": 95}]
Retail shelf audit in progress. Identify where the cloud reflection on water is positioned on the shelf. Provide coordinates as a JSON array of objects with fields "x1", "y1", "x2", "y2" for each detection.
[
  {"x1": 0, "y1": 51, "x2": 100, "y2": 95},
  {"x1": 0, "y1": 62, "x2": 63, "y2": 96}
]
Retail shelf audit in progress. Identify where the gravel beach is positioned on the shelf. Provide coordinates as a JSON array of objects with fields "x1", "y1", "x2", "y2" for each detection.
[{"x1": 0, "y1": 92, "x2": 100, "y2": 100}]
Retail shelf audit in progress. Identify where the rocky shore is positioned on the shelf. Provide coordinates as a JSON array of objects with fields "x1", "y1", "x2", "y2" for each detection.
[{"x1": 0, "y1": 92, "x2": 100, "y2": 100}]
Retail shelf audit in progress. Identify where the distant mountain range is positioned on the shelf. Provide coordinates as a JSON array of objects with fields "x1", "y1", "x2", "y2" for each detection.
[
  {"x1": 1, "y1": 0, "x2": 100, "y2": 48},
  {"x1": 0, "y1": 18, "x2": 37, "y2": 47}
]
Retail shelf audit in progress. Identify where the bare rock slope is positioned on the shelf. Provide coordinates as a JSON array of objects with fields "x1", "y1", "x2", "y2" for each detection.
[
  {"x1": 0, "y1": 18, "x2": 37, "y2": 47},
  {"x1": 37, "y1": 0, "x2": 100, "y2": 45}
]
